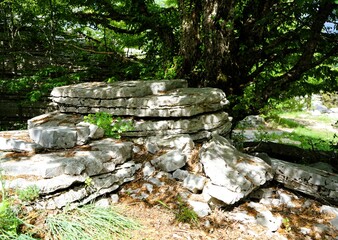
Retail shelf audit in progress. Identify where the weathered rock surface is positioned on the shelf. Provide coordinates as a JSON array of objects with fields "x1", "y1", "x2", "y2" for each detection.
[
  {"x1": 271, "y1": 158, "x2": 338, "y2": 204},
  {"x1": 27, "y1": 112, "x2": 105, "y2": 149},
  {"x1": 151, "y1": 150, "x2": 187, "y2": 172},
  {"x1": 51, "y1": 80, "x2": 229, "y2": 118},
  {"x1": 0, "y1": 130, "x2": 42, "y2": 152},
  {"x1": 0, "y1": 138, "x2": 136, "y2": 208},
  {"x1": 122, "y1": 111, "x2": 231, "y2": 139},
  {"x1": 199, "y1": 135, "x2": 274, "y2": 205},
  {"x1": 51, "y1": 79, "x2": 188, "y2": 99}
]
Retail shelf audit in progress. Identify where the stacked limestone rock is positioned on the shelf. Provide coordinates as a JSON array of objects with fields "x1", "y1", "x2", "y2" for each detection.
[{"x1": 48, "y1": 79, "x2": 232, "y2": 140}]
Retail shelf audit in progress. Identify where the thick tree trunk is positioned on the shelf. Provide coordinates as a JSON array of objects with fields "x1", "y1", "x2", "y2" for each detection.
[
  {"x1": 177, "y1": 0, "x2": 202, "y2": 87},
  {"x1": 177, "y1": 0, "x2": 337, "y2": 122}
]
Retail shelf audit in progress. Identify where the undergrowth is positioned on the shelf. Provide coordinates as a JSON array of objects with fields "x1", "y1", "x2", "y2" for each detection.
[
  {"x1": 84, "y1": 112, "x2": 134, "y2": 138},
  {"x1": 46, "y1": 204, "x2": 141, "y2": 240}
]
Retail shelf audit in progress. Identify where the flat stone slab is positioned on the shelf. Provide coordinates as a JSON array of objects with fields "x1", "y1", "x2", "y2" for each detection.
[
  {"x1": 27, "y1": 112, "x2": 106, "y2": 149},
  {"x1": 51, "y1": 79, "x2": 188, "y2": 99},
  {"x1": 271, "y1": 158, "x2": 338, "y2": 204},
  {"x1": 27, "y1": 111, "x2": 83, "y2": 129},
  {"x1": 52, "y1": 85, "x2": 229, "y2": 117},
  {"x1": 123, "y1": 111, "x2": 231, "y2": 138},
  {"x1": 0, "y1": 139, "x2": 133, "y2": 179},
  {"x1": 0, "y1": 130, "x2": 43, "y2": 152}
]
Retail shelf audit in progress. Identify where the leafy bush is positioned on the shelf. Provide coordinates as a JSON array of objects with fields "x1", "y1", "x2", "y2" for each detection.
[{"x1": 83, "y1": 112, "x2": 134, "y2": 138}]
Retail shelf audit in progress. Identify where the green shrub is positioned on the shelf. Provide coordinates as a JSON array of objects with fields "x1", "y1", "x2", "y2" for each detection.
[
  {"x1": 16, "y1": 185, "x2": 40, "y2": 202},
  {"x1": 83, "y1": 112, "x2": 134, "y2": 138}
]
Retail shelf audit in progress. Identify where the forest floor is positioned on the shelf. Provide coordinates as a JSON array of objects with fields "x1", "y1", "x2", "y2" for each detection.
[{"x1": 114, "y1": 112, "x2": 338, "y2": 240}]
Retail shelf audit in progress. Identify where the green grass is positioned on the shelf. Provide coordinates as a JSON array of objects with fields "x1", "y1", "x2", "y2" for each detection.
[
  {"x1": 264, "y1": 111, "x2": 338, "y2": 151},
  {"x1": 46, "y1": 204, "x2": 141, "y2": 240}
]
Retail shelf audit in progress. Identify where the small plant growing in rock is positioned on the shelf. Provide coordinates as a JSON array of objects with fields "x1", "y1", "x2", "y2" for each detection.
[
  {"x1": 84, "y1": 112, "x2": 134, "y2": 138},
  {"x1": 158, "y1": 196, "x2": 199, "y2": 225},
  {"x1": 175, "y1": 201, "x2": 198, "y2": 225},
  {"x1": 16, "y1": 185, "x2": 40, "y2": 202},
  {"x1": 282, "y1": 217, "x2": 291, "y2": 232}
]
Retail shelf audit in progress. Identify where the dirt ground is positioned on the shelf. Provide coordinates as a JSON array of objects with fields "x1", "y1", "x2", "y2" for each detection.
[{"x1": 115, "y1": 177, "x2": 338, "y2": 240}]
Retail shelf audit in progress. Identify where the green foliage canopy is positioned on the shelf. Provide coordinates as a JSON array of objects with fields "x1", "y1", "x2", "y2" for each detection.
[{"x1": 0, "y1": 0, "x2": 337, "y2": 121}]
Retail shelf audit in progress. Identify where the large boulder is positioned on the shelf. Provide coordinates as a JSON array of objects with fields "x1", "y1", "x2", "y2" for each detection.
[{"x1": 199, "y1": 135, "x2": 274, "y2": 205}]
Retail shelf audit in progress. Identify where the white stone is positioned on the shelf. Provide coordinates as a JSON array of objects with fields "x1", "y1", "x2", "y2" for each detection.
[
  {"x1": 199, "y1": 135, "x2": 273, "y2": 205},
  {"x1": 173, "y1": 169, "x2": 189, "y2": 181},
  {"x1": 142, "y1": 162, "x2": 156, "y2": 177},
  {"x1": 187, "y1": 200, "x2": 211, "y2": 217},
  {"x1": 53, "y1": 86, "x2": 229, "y2": 118},
  {"x1": 29, "y1": 126, "x2": 77, "y2": 149},
  {"x1": 320, "y1": 205, "x2": 338, "y2": 230},
  {"x1": 95, "y1": 198, "x2": 110, "y2": 208},
  {"x1": 183, "y1": 174, "x2": 207, "y2": 193},
  {"x1": 0, "y1": 134, "x2": 42, "y2": 152},
  {"x1": 248, "y1": 202, "x2": 282, "y2": 232},
  {"x1": 110, "y1": 194, "x2": 119, "y2": 203},
  {"x1": 151, "y1": 150, "x2": 187, "y2": 172}
]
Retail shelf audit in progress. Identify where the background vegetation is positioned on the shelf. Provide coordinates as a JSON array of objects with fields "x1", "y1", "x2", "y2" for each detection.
[{"x1": 0, "y1": 0, "x2": 337, "y2": 122}]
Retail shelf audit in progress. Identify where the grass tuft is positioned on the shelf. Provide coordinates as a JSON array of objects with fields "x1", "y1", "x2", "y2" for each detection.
[{"x1": 46, "y1": 204, "x2": 141, "y2": 240}]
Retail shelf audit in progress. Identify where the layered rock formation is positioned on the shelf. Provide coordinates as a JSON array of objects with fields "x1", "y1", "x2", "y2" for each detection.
[
  {"x1": 48, "y1": 79, "x2": 231, "y2": 140},
  {"x1": 1, "y1": 79, "x2": 337, "y2": 225}
]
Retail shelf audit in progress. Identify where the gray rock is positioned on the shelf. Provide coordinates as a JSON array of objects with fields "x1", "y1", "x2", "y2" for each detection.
[
  {"x1": 248, "y1": 202, "x2": 282, "y2": 232},
  {"x1": 151, "y1": 150, "x2": 187, "y2": 172},
  {"x1": 187, "y1": 199, "x2": 211, "y2": 217},
  {"x1": 148, "y1": 177, "x2": 164, "y2": 186},
  {"x1": 51, "y1": 79, "x2": 188, "y2": 99},
  {"x1": 89, "y1": 139, "x2": 133, "y2": 164},
  {"x1": 204, "y1": 182, "x2": 246, "y2": 205},
  {"x1": 173, "y1": 169, "x2": 189, "y2": 181},
  {"x1": 199, "y1": 135, "x2": 273, "y2": 205},
  {"x1": 0, "y1": 131, "x2": 43, "y2": 152},
  {"x1": 142, "y1": 162, "x2": 156, "y2": 177},
  {"x1": 52, "y1": 84, "x2": 229, "y2": 118},
  {"x1": 110, "y1": 194, "x2": 119, "y2": 203},
  {"x1": 271, "y1": 158, "x2": 338, "y2": 204},
  {"x1": 183, "y1": 174, "x2": 207, "y2": 193},
  {"x1": 123, "y1": 112, "x2": 231, "y2": 139},
  {"x1": 75, "y1": 125, "x2": 90, "y2": 145},
  {"x1": 29, "y1": 126, "x2": 77, "y2": 149},
  {"x1": 252, "y1": 152, "x2": 272, "y2": 166},
  {"x1": 237, "y1": 115, "x2": 265, "y2": 128},
  {"x1": 64, "y1": 161, "x2": 86, "y2": 175},
  {"x1": 145, "y1": 141, "x2": 159, "y2": 154},
  {"x1": 76, "y1": 122, "x2": 104, "y2": 139},
  {"x1": 320, "y1": 205, "x2": 338, "y2": 230},
  {"x1": 145, "y1": 134, "x2": 194, "y2": 154},
  {"x1": 27, "y1": 111, "x2": 83, "y2": 129},
  {"x1": 309, "y1": 162, "x2": 336, "y2": 173},
  {"x1": 142, "y1": 183, "x2": 154, "y2": 193},
  {"x1": 95, "y1": 198, "x2": 110, "y2": 208}
]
